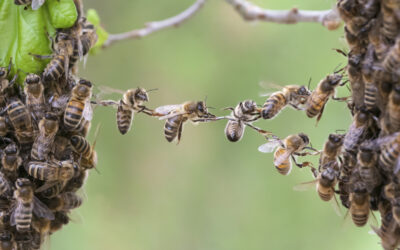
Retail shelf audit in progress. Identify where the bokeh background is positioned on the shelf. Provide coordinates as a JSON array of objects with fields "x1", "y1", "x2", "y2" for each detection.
[{"x1": 52, "y1": 0, "x2": 381, "y2": 249}]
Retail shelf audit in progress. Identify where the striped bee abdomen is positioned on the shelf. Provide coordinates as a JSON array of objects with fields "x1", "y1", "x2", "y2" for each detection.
[
  {"x1": 15, "y1": 202, "x2": 33, "y2": 232},
  {"x1": 43, "y1": 55, "x2": 66, "y2": 82},
  {"x1": 164, "y1": 115, "x2": 183, "y2": 142},
  {"x1": 64, "y1": 99, "x2": 84, "y2": 129},
  {"x1": 274, "y1": 147, "x2": 291, "y2": 175},
  {"x1": 225, "y1": 120, "x2": 244, "y2": 142},
  {"x1": 262, "y1": 92, "x2": 287, "y2": 119},
  {"x1": 117, "y1": 101, "x2": 133, "y2": 135}
]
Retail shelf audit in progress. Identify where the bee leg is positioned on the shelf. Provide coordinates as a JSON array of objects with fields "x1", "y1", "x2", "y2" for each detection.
[
  {"x1": 176, "y1": 121, "x2": 183, "y2": 145},
  {"x1": 303, "y1": 146, "x2": 321, "y2": 155},
  {"x1": 245, "y1": 123, "x2": 272, "y2": 136},
  {"x1": 222, "y1": 107, "x2": 234, "y2": 111},
  {"x1": 289, "y1": 104, "x2": 302, "y2": 110},
  {"x1": 7, "y1": 57, "x2": 12, "y2": 74},
  {"x1": 316, "y1": 102, "x2": 326, "y2": 125},
  {"x1": 291, "y1": 155, "x2": 315, "y2": 172},
  {"x1": 332, "y1": 96, "x2": 349, "y2": 101},
  {"x1": 29, "y1": 53, "x2": 53, "y2": 60},
  {"x1": 8, "y1": 73, "x2": 18, "y2": 88}
]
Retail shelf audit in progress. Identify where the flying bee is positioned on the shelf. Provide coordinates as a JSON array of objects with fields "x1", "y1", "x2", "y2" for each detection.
[
  {"x1": 357, "y1": 144, "x2": 381, "y2": 193},
  {"x1": 305, "y1": 73, "x2": 344, "y2": 123},
  {"x1": 14, "y1": 0, "x2": 45, "y2": 10},
  {"x1": 258, "y1": 133, "x2": 318, "y2": 176},
  {"x1": 0, "y1": 231, "x2": 15, "y2": 250},
  {"x1": 261, "y1": 84, "x2": 310, "y2": 119},
  {"x1": 31, "y1": 113, "x2": 59, "y2": 161},
  {"x1": 1, "y1": 141, "x2": 22, "y2": 180},
  {"x1": 224, "y1": 100, "x2": 270, "y2": 142},
  {"x1": 70, "y1": 135, "x2": 97, "y2": 170},
  {"x1": 319, "y1": 133, "x2": 344, "y2": 168},
  {"x1": 6, "y1": 98, "x2": 34, "y2": 144},
  {"x1": 24, "y1": 73, "x2": 45, "y2": 122},
  {"x1": 349, "y1": 180, "x2": 370, "y2": 227},
  {"x1": 46, "y1": 192, "x2": 83, "y2": 212},
  {"x1": 155, "y1": 101, "x2": 216, "y2": 143},
  {"x1": 11, "y1": 178, "x2": 54, "y2": 232},
  {"x1": 343, "y1": 108, "x2": 373, "y2": 153},
  {"x1": 64, "y1": 79, "x2": 93, "y2": 130}
]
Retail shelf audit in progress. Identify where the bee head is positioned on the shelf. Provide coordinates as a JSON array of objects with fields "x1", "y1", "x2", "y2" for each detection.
[
  {"x1": 328, "y1": 133, "x2": 343, "y2": 144},
  {"x1": 242, "y1": 100, "x2": 257, "y2": 112},
  {"x1": 321, "y1": 167, "x2": 336, "y2": 182},
  {"x1": 55, "y1": 32, "x2": 70, "y2": 43},
  {"x1": 79, "y1": 79, "x2": 92, "y2": 88},
  {"x1": 70, "y1": 135, "x2": 80, "y2": 148},
  {"x1": 298, "y1": 133, "x2": 309, "y2": 145},
  {"x1": 4, "y1": 143, "x2": 18, "y2": 155},
  {"x1": 25, "y1": 74, "x2": 41, "y2": 84},
  {"x1": 15, "y1": 178, "x2": 31, "y2": 190},
  {"x1": 196, "y1": 101, "x2": 207, "y2": 116},
  {"x1": 74, "y1": 79, "x2": 92, "y2": 98},
  {"x1": 0, "y1": 68, "x2": 7, "y2": 78},
  {"x1": 358, "y1": 146, "x2": 374, "y2": 163},
  {"x1": 297, "y1": 85, "x2": 310, "y2": 96},
  {"x1": 134, "y1": 88, "x2": 149, "y2": 102},
  {"x1": 355, "y1": 107, "x2": 370, "y2": 124},
  {"x1": 328, "y1": 73, "x2": 342, "y2": 86}
]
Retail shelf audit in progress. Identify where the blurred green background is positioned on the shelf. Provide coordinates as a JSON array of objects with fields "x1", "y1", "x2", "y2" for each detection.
[{"x1": 52, "y1": 0, "x2": 381, "y2": 249}]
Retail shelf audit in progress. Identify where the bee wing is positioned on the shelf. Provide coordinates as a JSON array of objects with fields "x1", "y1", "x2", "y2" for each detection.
[
  {"x1": 35, "y1": 181, "x2": 59, "y2": 193},
  {"x1": 274, "y1": 149, "x2": 292, "y2": 167},
  {"x1": 33, "y1": 196, "x2": 55, "y2": 220},
  {"x1": 330, "y1": 195, "x2": 342, "y2": 217},
  {"x1": 83, "y1": 100, "x2": 93, "y2": 121},
  {"x1": 51, "y1": 94, "x2": 70, "y2": 109},
  {"x1": 10, "y1": 202, "x2": 20, "y2": 226},
  {"x1": 293, "y1": 179, "x2": 318, "y2": 191},
  {"x1": 97, "y1": 85, "x2": 125, "y2": 95},
  {"x1": 257, "y1": 140, "x2": 280, "y2": 153},
  {"x1": 158, "y1": 111, "x2": 187, "y2": 120},
  {"x1": 31, "y1": 0, "x2": 45, "y2": 10},
  {"x1": 154, "y1": 104, "x2": 183, "y2": 115}
]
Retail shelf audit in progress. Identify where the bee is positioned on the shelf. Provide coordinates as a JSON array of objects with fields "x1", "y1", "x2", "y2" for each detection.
[
  {"x1": 0, "y1": 172, "x2": 12, "y2": 198},
  {"x1": 357, "y1": 145, "x2": 381, "y2": 193},
  {"x1": 0, "y1": 231, "x2": 15, "y2": 250},
  {"x1": 50, "y1": 211, "x2": 69, "y2": 233},
  {"x1": 31, "y1": 113, "x2": 59, "y2": 161},
  {"x1": 46, "y1": 192, "x2": 83, "y2": 212},
  {"x1": 64, "y1": 169, "x2": 88, "y2": 193},
  {"x1": 31, "y1": 229, "x2": 42, "y2": 250},
  {"x1": 70, "y1": 135, "x2": 97, "y2": 170},
  {"x1": 305, "y1": 73, "x2": 344, "y2": 122},
  {"x1": 224, "y1": 100, "x2": 269, "y2": 142},
  {"x1": 155, "y1": 101, "x2": 215, "y2": 143},
  {"x1": 64, "y1": 79, "x2": 93, "y2": 130},
  {"x1": 347, "y1": 51, "x2": 365, "y2": 109},
  {"x1": 52, "y1": 136, "x2": 73, "y2": 161},
  {"x1": 362, "y1": 45, "x2": 379, "y2": 112},
  {"x1": 261, "y1": 85, "x2": 310, "y2": 119},
  {"x1": 11, "y1": 178, "x2": 54, "y2": 232},
  {"x1": 381, "y1": 1, "x2": 399, "y2": 44},
  {"x1": 1, "y1": 141, "x2": 22, "y2": 180},
  {"x1": 258, "y1": 133, "x2": 317, "y2": 175},
  {"x1": 338, "y1": 151, "x2": 357, "y2": 208},
  {"x1": 378, "y1": 133, "x2": 400, "y2": 174},
  {"x1": 368, "y1": 18, "x2": 389, "y2": 61},
  {"x1": 0, "y1": 58, "x2": 16, "y2": 107},
  {"x1": 384, "y1": 84, "x2": 400, "y2": 133},
  {"x1": 0, "y1": 115, "x2": 10, "y2": 136},
  {"x1": 384, "y1": 182, "x2": 400, "y2": 225},
  {"x1": 383, "y1": 37, "x2": 400, "y2": 75},
  {"x1": 349, "y1": 180, "x2": 370, "y2": 227},
  {"x1": 372, "y1": 201, "x2": 400, "y2": 250},
  {"x1": 23, "y1": 73, "x2": 45, "y2": 122},
  {"x1": 37, "y1": 182, "x2": 65, "y2": 199},
  {"x1": 319, "y1": 133, "x2": 344, "y2": 168},
  {"x1": 6, "y1": 98, "x2": 34, "y2": 144},
  {"x1": 26, "y1": 159, "x2": 79, "y2": 183},
  {"x1": 14, "y1": 0, "x2": 45, "y2": 10},
  {"x1": 343, "y1": 108, "x2": 373, "y2": 153}
]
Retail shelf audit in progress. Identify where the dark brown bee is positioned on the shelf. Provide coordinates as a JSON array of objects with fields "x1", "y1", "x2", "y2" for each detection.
[
  {"x1": 70, "y1": 135, "x2": 97, "y2": 170},
  {"x1": 0, "y1": 231, "x2": 15, "y2": 250},
  {"x1": 373, "y1": 200, "x2": 400, "y2": 250},
  {"x1": 50, "y1": 211, "x2": 69, "y2": 233},
  {"x1": 347, "y1": 51, "x2": 365, "y2": 109},
  {"x1": 46, "y1": 192, "x2": 83, "y2": 212},
  {"x1": 52, "y1": 136, "x2": 73, "y2": 161},
  {"x1": 368, "y1": 18, "x2": 389, "y2": 61},
  {"x1": 0, "y1": 115, "x2": 9, "y2": 136},
  {"x1": 319, "y1": 133, "x2": 344, "y2": 168},
  {"x1": 379, "y1": 133, "x2": 400, "y2": 173},
  {"x1": 357, "y1": 145, "x2": 381, "y2": 193},
  {"x1": 343, "y1": 108, "x2": 373, "y2": 153},
  {"x1": 64, "y1": 79, "x2": 92, "y2": 130},
  {"x1": 1, "y1": 142, "x2": 22, "y2": 180},
  {"x1": 0, "y1": 172, "x2": 12, "y2": 198},
  {"x1": 6, "y1": 98, "x2": 34, "y2": 144},
  {"x1": 306, "y1": 73, "x2": 343, "y2": 122},
  {"x1": 261, "y1": 85, "x2": 310, "y2": 119},
  {"x1": 24, "y1": 73, "x2": 45, "y2": 122},
  {"x1": 385, "y1": 84, "x2": 400, "y2": 133},
  {"x1": 349, "y1": 180, "x2": 370, "y2": 227},
  {"x1": 31, "y1": 113, "x2": 59, "y2": 161},
  {"x1": 381, "y1": 0, "x2": 400, "y2": 44},
  {"x1": 156, "y1": 101, "x2": 215, "y2": 143},
  {"x1": 64, "y1": 169, "x2": 88, "y2": 193},
  {"x1": 362, "y1": 45, "x2": 378, "y2": 112},
  {"x1": 0, "y1": 58, "x2": 16, "y2": 107},
  {"x1": 11, "y1": 178, "x2": 54, "y2": 232},
  {"x1": 338, "y1": 151, "x2": 357, "y2": 209},
  {"x1": 383, "y1": 37, "x2": 400, "y2": 75}
]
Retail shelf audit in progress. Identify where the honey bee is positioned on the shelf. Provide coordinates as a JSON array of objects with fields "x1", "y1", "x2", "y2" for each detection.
[
  {"x1": 70, "y1": 135, "x2": 97, "y2": 170},
  {"x1": 362, "y1": 45, "x2": 379, "y2": 112},
  {"x1": 258, "y1": 133, "x2": 317, "y2": 175},
  {"x1": 155, "y1": 101, "x2": 215, "y2": 143},
  {"x1": 0, "y1": 231, "x2": 15, "y2": 250},
  {"x1": 384, "y1": 182, "x2": 400, "y2": 225},
  {"x1": 64, "y1": 169, "x2": 88, "y2": 193},
  {"x1": 0, "y1": 172, "x2": 12, "y2": 198},
  {"x1": 261, "y1": 85, "x2": 310, "y2": 119},
  {"x1": 26, "y1": 159, "x2": 79, "y2": 183},
  {"x1": 372, "y1": 201, "x2": 400, "y2": 250},
  {"x1": 378, "y1": 132, "x2": 400, "y2": 174},
  {"x1": 357, "y1": 145, "x2": 381, "y2": 193},
  {"x1": 23, "y1": 73, "x2": 45, "y2": 122},
  {"x1": 368, "y1": 18, "x2": 389, "y2": 61},
  {"x1": 347, "y1": 51, "x2": 365, "y2": 109},
  {"x1": 384, "y1": 84, "x2": 400, "y2": 133},
  {"x1": 338, "y1": 151, "x2": 357, "y2": 208},
  {"x1": 6, "y1": 98, "x2": 34, "y2": 144},
  {"x1": 0, "y1": 115, "x2": 9, "y2": 136},
  {"x1": 64, "y1": 79, "x2": 93, "y2": 130},
  {"x1": 224, "y1": 100, "x2": 270, "y2": 142},
  {"x1": 46, "y1": 192, "x2": 83, "y2": 212},
  {"x1": 0, "y1": 58, "x2": 16, "y2": 107},
  {"x1": 14, "y1": 0, "x2": 45, "y2": 10},
  {"x1": 305, "y1": 73, "x2": 344, "y2": 122},
  {"x1": 349, "y1": 180, "x2": 370, "y2": 227},
  {"x1": 52, "y1": 136, "x2": 73, "y2": 161},
  {"x1": 383, "y1": 37, "x2": 400, "y2": 75},
  {"x1": 37, "y1": 182, "x2": 65, "y2": 199},
  {"x1": 343, "y1": 108, "x2": 373, "y2": 153},
  {"x1": 50, "y1": 211, "x2": 69, "y2": 233},
  {"x1": 1, "y1": 141, "x2": 22, "y2": 180},
  {"x1": 319, "y1": 133, "x2": 344, "y2": 168},
  {"x1": 381, "y1": 1, "x2": 399, "y2": 44},
  {"x1": 31, "y1": 113, "x2": 59, "y2": 161},
  {"x1": 11, "y1": 178, "x2": 54, "y2": 232}
]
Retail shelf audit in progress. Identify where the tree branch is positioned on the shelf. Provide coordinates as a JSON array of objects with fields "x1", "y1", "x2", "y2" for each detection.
[
  {"x1": 103, "y1": 0, "x2": 206, "y2": 48},
  {"x1": 226, "y1": 0, "x2": 342, "y2": 30}
]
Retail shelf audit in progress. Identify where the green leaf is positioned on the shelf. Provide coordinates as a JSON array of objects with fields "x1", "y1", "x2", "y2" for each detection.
[
  {"x1": 0, "y1": 0, "x2": 78, "y2": 85},
  {"x1": 86, "y1": 8, "x2": 108, "y2": 54}
]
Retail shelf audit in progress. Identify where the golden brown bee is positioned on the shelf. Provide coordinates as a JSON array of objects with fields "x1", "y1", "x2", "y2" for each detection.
[
  {"x1": 14, "y1": 0, "x2": 45, "y2": 10},
  {"x1": 6, "y1": 98, "x2": 34, "y2": 144},
  {"x1": 26, "y1": 159, "x2": 79, "y2": 183},
  {"x1": 343, "y1": 108, "x2": 373, "y2": 153},
  {"x1": 305, "y1": 73, "x2": 343, "y2": 122},
  {"x1": 349, "y1": 180, "x2": 370, "y2": 227},
  {"x1": 11, "y1": 178, "x2": 54, "y2": 232},
  {"x1": 31, "y1": 113, "x2": 59, "y2": 161},
  {"x1": 261, "y1": 85, "x2": 310, "y2": 119},
  {"x1": 24, "y1": 73, "x2": 45, "y2": 122},
  {"x1": 0, "y1": 231, "x2": 15, "y2": 250},
  {"x1": 357, "y1": 145, "x2": 381, "y2": 193},
  {"x1": 155, "y1": 101, "x2": 215, "y2": 143},
  {"x1": 64, "y1": 79, "x2": 92, "y2": 130},
  {"x1": 379, "y1": 133, "x2": 400, "y2": 173},
  {"x1": 319, "y1": 133, "x2": 344, "y2": 168},
  {"x1": 258, "y1": 133, "x2": 316, "y2": 175},
  {"x1": 46, "y1": 192, "x2": 83, "y2": 212},
  {"x1": 70, "y1": 135, "x2": 97, "y2": 170},
  {"x1": 1, "y1": 142, "x2": 22, "y2": 179},
  {"x1": 224, "y1": 100, "x2": 269, "y2": 142}
]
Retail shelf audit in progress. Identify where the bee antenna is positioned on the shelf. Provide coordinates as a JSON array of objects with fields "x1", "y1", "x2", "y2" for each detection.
[
  {"x1": 7, "y1": 57, "x2": 12, "y2": 73},
  {"x1": 308, "y1": 77, "x2": 312, "y2": 90},
  {"x1": 146, "y1": 88, "x2": 158, "y2": 93},
  {"x1": 207, "y1": 106, "x2": 216, "y2": 109}
]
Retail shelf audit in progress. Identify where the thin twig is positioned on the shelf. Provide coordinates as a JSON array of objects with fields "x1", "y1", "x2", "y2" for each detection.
[
  {"x1": 103, "y1": 0, "x2": 206, "y2": 48},
  {"x1": 226, "y1": 0, "x2": 342, "y2": 30}
]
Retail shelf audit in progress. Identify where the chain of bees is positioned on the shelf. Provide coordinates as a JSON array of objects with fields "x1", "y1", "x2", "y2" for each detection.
[{"x1": 5, "y1": 0, "x2": 400, "y2": 249}]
